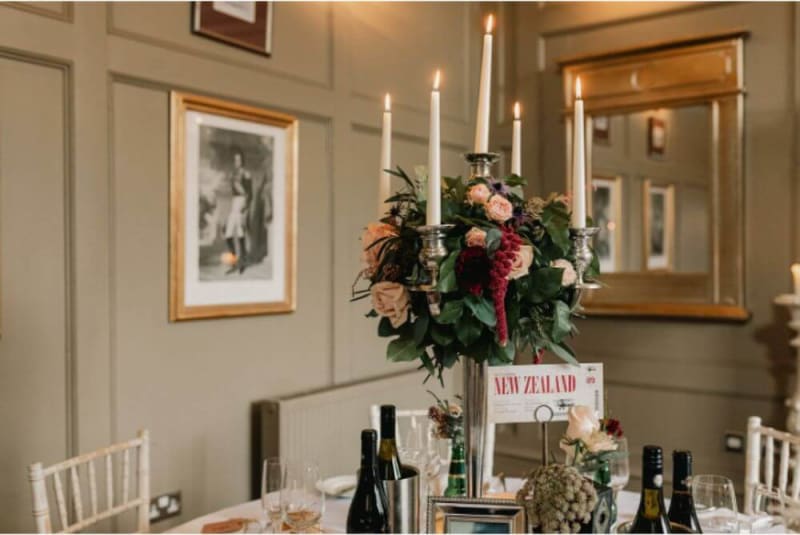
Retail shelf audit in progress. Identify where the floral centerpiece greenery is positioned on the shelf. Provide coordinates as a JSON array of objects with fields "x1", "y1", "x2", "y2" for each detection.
[
  {"x1": 353, "y1": 166, "x2": 597, "y2": 382},
  {"x1": 559, "y1": 405, "x2": 624, "y2": 472}
]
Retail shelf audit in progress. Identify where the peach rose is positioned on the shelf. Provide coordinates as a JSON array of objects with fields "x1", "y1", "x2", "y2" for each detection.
[
  {"x1": 485, "y1": 194, "x2": 514, "y2": 223},
  {"x1": 584, "y1": 430, "x2": 618, "y2": 454},
  {"x1": 551, "y1": 259, "x2": 578, "y2": 286},
  {"x1": 370, "y1": 282, "x2": 410, "y2": 328},
  {"x1": 361, "y1": 222, "x2": 398, "y2": 277},
  {"x1": 467, "y1": 184, "x2": 492, "y2": 205},
  {"x1": 465, "y1": 227, "x2": 487, "y2": 248},
  {"x1": 565, "y1": 405, "x2": 600, "y2": 442},
  {"x1": 508, "y1": 245, "x2": 534, "y2": 280}
]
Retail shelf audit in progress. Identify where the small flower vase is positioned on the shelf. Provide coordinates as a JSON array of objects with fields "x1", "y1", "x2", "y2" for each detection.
[
  {"x1": 578, "y1": 460, "x2": 616, "y2": 533},
  {"x1": 444, "y1": 434, "x2": 467, "y2": 497}
]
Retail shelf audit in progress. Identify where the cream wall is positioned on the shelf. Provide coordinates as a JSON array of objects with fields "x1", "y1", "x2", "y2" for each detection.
[
  {"x1": 495, "y1": 1, "x2": 797, "y2": 492},
  {"x1": 0, "y1": 3, "x2": 487, "y2": 532}
]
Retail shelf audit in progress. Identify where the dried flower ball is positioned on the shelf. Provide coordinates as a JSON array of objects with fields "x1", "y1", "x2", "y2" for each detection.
[{"x1": 516, "y1": 464, "x2": 598, "y2": 534}]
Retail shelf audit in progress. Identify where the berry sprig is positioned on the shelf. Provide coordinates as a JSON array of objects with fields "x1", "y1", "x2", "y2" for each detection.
[{"x1": 489, "y1": 227, "x2": 522, "y2": 346}]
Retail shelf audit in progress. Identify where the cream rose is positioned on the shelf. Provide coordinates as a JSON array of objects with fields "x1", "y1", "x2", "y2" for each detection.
[
  {"x1": 584, "y1": 430, "x2": 618, "y2": 454},
  {"x1": 551, "y1": 258, "x2": 578, "y2": 287},
  {"x1": 565, "y1": 405, "x2": 600, "y2": 442},
  {"x1": 467, "y1": 183, "x2": 492, "y2": 205},
  {"x1": 485, "y1": 195, "x2": 513, "y2": 223},
  {"x1": 465, "y1": 227, "x2": 487, "y2": 248},
  {"x1": 370, "y1": 281, "x2": 410, "y2": 328},
  {"x1": 361, "y1": 222, "x2": 398, "y2": 277},
  {"x1": 508, "y1": 245, "x2": 534, "y2": 280}
]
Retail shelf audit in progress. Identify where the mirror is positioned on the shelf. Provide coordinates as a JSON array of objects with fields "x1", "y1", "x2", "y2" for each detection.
[{"x1": 561, "y1": 33, "x2": 748, "y2": 320}]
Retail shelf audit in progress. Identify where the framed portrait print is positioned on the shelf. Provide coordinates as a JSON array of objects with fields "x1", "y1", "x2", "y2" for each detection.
[
  {"x1": 647, "y1": 117, "x2": 666, "y2": 157},
  {"x1": 427, "y1": 496, "x2": 526, "y2": 534},
  {"x1": 643, "y1": 180, "x2": 675, "y2": 271},
  {"x1": 593, "y1": 115, "x2": 610, "y2": 144},
  {"x1": 192, "y1": 2, "x2": 273, "y2": 57},
  {"x1": 170, "y1": 91, "x2": 297, "y2": 321},
  {"x1": 590, "y1": 175, "x2": 622, "y2": 273}
]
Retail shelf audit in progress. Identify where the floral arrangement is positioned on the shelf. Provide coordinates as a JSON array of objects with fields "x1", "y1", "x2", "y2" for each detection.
[
  {"x1": 353, "y1": 167, "x2": 597, "y2": 381},
  {"x1": 560, "y1": 405, "x2": 623, "y2": 471},
  {"x1": 427, "y1": 391, "x2": 463, "y2": 441},
  {"x1": 516, "y1": 463, "x2": 598, "y2": 533}
]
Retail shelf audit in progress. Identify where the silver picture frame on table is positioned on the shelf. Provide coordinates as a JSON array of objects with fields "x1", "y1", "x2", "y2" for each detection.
[{"x1": 427, "y1": 496, "x2": 526, "y2": 534}]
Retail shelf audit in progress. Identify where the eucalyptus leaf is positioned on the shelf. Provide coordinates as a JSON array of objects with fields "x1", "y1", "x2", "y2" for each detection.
[
  {"x1": 387, "y1": 335, "x2": 423, "y2": 362},
  {"x1": 431, "y1": 323, "x2": 455, "y2": 346},
  {"x1": 438, "y1": 251, "x2": 459, "y2": 293},
  {"x1": 378, "y1": 316, "x2": 398, "y2": 337},
  {"x1": 551, "y1": 300, "x2": 572, "y2": 341},
  {"x1": 485, "y1": 228, "x2": 502, "y2": 255},
  {"x1": 465, "y1": 294, "x2": 497, "y2": 327},
  {"x1": 434, "y1": 299, "x2": 463, "y2": 324},
  {"x1": 413, "y1": 313, "x2": 430, "y2": 345},
  {"x1": 456, "y1": 313, "x2": 482, "y2": 347},
  {"x1": 529, "y1": 268, "x2": 564, "y2": 303},
  {"x1": 546, "y1": 341, "x2": 579, "y2": 366}
]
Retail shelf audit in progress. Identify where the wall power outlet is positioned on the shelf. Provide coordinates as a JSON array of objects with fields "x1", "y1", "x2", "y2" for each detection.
[{"x1": 149, "y1": 491, "x2": 182, "y2": 523}]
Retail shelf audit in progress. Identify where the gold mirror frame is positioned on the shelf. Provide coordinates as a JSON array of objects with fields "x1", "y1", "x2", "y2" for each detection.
[{"x1": 560, "y1": 31, "x2": 749, "y2": 321}]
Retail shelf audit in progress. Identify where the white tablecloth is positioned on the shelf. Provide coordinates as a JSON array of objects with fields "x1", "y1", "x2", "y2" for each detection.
[{"x1": 168, "y1": 482, "x2": 642, "y2": 533}]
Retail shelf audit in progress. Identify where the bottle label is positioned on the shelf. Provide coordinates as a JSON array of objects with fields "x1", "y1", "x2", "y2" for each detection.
[{"x1": 643, "y1": 489, "x2": 661, "y2": 519}]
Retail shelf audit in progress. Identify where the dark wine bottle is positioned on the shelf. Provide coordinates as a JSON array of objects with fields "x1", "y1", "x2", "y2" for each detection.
[
  {"x1": 378, "y1": 405, "x2": 403, "y2": 480},
  {"x1": 347, "y1": 430, "x2": 389, "y2": 533},
  {"x1": 668, "y1": 450, "x2": 702, "y2": 533},
  {"x1": 631, "y1": 445, "x2": 673, "y2": 534}
]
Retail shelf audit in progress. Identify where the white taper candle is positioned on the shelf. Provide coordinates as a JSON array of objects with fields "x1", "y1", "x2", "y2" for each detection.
[
  {"x1": 792, "y1": 264, "x2": 800, "y2": 295},
  {"x1": 474, "y1": 15, "x2": 494, "y2": 153},
  {"x1": 379, "y1": 93, "x2": 392, "y2": 218},
  {"x1": 571, "y1": 77, "x2": 586, "y2": 228},
  {"x1": 428, "y1": 70, "x2": 441, "y2": 226},
  {"x1": 511, "y1": 102, "x2": 521, "y2": 176}
]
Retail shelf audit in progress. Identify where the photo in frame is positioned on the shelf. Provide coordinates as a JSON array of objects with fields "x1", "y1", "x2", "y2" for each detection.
[
  {"x1": 647, "y1": 116, "x2": 666, "y2": 157},
  {"x1": 169, "y1": 91, "x2": 297, "y2": 320},
  {"x1": 592, "y1": 115, "x2": 610, "y2": 144},
  {"x1": 192, "y1": 1, "x2": 273, "y2": 57},
  {"x1": 590, "y1": 175, "x2": 622, "y2": 273},
  {"x1": 643, "y1": 180, "x2": 675, "y2": 271},
  {"x1": 427, "y1": 496, "x2": 526, "y2": 534}
]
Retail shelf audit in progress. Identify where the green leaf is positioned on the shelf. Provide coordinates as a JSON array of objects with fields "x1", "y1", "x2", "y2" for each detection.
[
  {"x1": 529, "y1": 268, "x2": 564, "y2": 303},
  {"x1": 505, "y1": 174, "x2": 528, "y2": 187},
  {"x1": 465, "y1": 294, "x2": 497, "y2": 327},
  {"x1": 413, "y1": 312, "x2": 430, "y2": 345},
  {"x1": 551, "y1": 300, "x2": 572, "y2": 341},
  {"x1": 431, "y1": 323, "x2": 455, "y2": 346},
  {"x1": 456, "y1": 313, "x2": 482, "y2": 347},
  {"x1": 438, "y1": 251, "x2": 459, "y2": 293},
  {"x1": 387, "y1": 335, "x2": 423, "y2": 362},
  {"x1": 378, "y1": 316, "x2": 399, "y2": 337},
  {"x1": 546, "y1": 341, "x2": 579, "y2": 366},
  {"x1": 488, "y1": 341, "x2": 515, "y2": 365},
  {"x1": 434, "y1": 299, "x2": 463, "y2": 324},
  {"x1": 485, "y1": 228, "x2": 502, "y2": 255}
]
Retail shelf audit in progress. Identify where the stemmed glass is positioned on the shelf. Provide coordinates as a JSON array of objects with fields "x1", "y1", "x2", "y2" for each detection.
[
  {"x1": 692, "y1": 474, "x2": 739, "y2": 533},
  {"x1": 609, "y1": 437, "x2": 630, "y2": 496},
  {"x1": 260, "y1": 458, "x2": 285, "y2": 533},
  {"x1": 280, "y1": 460, "x2": 325, "y2": 533}
]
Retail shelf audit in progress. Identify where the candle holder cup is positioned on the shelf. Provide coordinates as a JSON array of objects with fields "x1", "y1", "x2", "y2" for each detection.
[
  {"x1": 464, "y1": 152, "x2": 501, "y2": 179},
  {"x1": 569, "y1": 226, "x2": 602, "y2": 290}
]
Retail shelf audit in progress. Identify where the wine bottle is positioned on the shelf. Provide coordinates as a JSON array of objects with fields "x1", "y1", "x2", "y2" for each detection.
[
  {"x1": 631, "y1": 445, "x2": 672, "y2": 533},
  {"x1": 668, "y1": 450, "x2": 702, "y2": 533},
  {"x1": 378, "y1": 405, "x2": 403, "y2": 480},
  {"x1": 347, "y1": 430, "x2": 389, "y2": 533}
]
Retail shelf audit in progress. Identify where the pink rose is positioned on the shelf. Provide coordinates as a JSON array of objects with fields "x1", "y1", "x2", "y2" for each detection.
[
  {"x1": 467, "y1": 184, "x2": 492, "y2": 205},
  {"x1": 465, "y1": 227, "x2": 487, "y2": 248},
  {"x1": 508, "y1": 245, "x2": 534, "y2": 280},
  {"x1": 485, "y1": 195, "x2": 513, "y2": 223},
  {"x1": 370, "y1": 282, "x2": 410, "y2": 328},
  {"x1": 551, "y1": 259, "x2": 578, "y2": 286},
  {"x1": 361, "y1": 223, "x2": 398, "y2": 278}
]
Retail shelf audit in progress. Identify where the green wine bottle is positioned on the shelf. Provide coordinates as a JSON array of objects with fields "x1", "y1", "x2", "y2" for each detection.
[
  {"x1": 377, "y1": 405, "x2": 403, "y2": 481},
  {"x1": 444, "y1": 435, "x2": 466, "y2": 497}
]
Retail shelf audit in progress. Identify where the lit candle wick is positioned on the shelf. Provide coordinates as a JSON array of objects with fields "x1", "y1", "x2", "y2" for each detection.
[
  {"x1": 514, "y1": 102, "x2": 520, "y2": 120},
  {"x1": 433, "y1": 70, "x2": 441, "y2": 91},
  {"x1": 486, "y1": 14, "x2": 494, "y2": 34},
  {"x1": 384, "y1": 93, "x2": 391, "y2": 112},
  {"x1": 576, "y1": 76, "x2": 582, "y2": 99}
]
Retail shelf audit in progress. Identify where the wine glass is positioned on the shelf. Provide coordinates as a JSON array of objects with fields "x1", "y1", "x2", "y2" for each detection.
[
  {"x1": 692, "y1": 474, "x2": 739, "y2": 533},
  {"x1": 609, "y1": 437, "x2": 630, "y2": 496},
  {"x1": 260, "y1": 458, "x2": 285, "y2": 533},
  {"x1": 281, "y1": 460, "x2": 324, "y2": 533}
]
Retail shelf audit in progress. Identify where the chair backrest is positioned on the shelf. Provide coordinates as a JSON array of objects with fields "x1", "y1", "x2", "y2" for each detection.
[
  {"x1": 745, "y1": 416, "x2": 800, "y2": 514},
  {"x1": 28, "y1": 430, "x2": 150, "y2": 533}
]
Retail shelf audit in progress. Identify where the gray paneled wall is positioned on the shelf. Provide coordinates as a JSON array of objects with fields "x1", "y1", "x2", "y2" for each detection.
[{"x1": 0, "y1": 3, "x2": 488, "y2": 532}]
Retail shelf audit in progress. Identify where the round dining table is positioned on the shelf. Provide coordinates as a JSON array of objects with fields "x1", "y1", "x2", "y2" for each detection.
[{"x1": 167, "y1": 481, "x2": 643, "y2": 533}]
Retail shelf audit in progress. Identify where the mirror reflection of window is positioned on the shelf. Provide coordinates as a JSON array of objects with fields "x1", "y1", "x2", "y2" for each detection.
[{"x1": 590, "y1": 104, "x2": 711, "y2": 275}]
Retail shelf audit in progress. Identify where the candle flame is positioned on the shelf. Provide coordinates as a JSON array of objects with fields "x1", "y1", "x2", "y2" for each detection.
[
  {"x1": 384, "y1": 93, "x2": 391, "y2": 112},
  {"x1": 575, "y1": 76, "x2": 582, "y2": 99},
  {"x1": 486, "y1": 14, "x2": 494, "y2": 34},
  {"x1": 514, "y1": 102, "x2": 521, "y2": 120},
  {"x1": 792, "y1": 263, "x2": 800, "y2": 276},
  {"x1": 433, "y1": 70, "x2": 441, "y2": 90}
]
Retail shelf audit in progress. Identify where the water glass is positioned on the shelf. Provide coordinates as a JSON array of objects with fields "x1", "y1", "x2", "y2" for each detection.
[
  {"x1": 692, "y1": 474, "x2": 739, "y2": 533},
  {"x1": 609, "y1": 436, "x2": 630, "y2": 495},
  {"x1": 260, "y1": 458, "x2": 285, "y2": 533},
  {"x1": 280, "y1": 460, "x2": 324, "y2": 532}
]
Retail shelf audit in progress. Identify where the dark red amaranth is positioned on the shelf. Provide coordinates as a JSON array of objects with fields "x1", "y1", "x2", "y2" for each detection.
[{"x1": 489, "y1": 227, "x2": 521, "y2": 346}]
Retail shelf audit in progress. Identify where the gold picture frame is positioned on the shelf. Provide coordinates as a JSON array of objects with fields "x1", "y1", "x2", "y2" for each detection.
[{"x1": 169, "y1": 91, "x2": 298, "y2": 321}]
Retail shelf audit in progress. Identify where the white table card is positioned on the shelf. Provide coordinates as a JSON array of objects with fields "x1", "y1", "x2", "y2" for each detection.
[{"x1": 487, "y1": 363, "x2": 604, "y2": 423}]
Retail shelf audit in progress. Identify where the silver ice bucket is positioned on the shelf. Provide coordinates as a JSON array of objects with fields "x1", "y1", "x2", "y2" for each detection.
[{"x1": 384, "y1": 465, "x2": 420, "y2": 533}]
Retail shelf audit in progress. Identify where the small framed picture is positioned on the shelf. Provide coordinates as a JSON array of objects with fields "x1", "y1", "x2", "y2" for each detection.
[
  {"x1": 647, "y1": 117, "x2": 666, "y2": 157},
  {"x1": 590, "y1": 175, "x2": 622, "y2": 273},
  {"x1": 192, "y1": 1, "x2": 274, "y2": 57},
  {"x1": 643, "y1": 179, "x2": 675, "y2": 271},
  {"x1": 427, "y1": 496, "x2": 526, "y2": 534},
  {"x1": 169, "y1": 91, "x2": 298, "y2": 321},
  {"x1": 593, "y1": 115, "x2": 610, "y2": 144}
]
